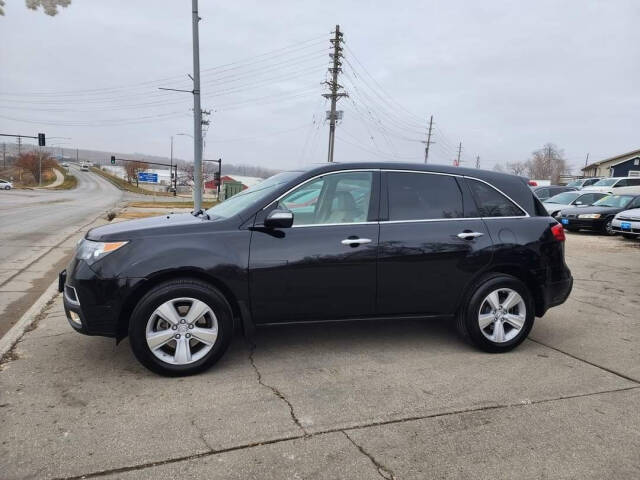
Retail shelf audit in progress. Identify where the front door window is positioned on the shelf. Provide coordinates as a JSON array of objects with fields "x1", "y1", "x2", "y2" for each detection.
[{"x1": 278, "y1": 171, "x2": 373, "y2": 226}]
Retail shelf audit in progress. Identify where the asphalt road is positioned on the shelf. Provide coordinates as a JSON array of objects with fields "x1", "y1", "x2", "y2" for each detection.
[
  {"x1": 0, "y1": 165, "x2": 123, "y2": 337},
  {"x1": 0, "y1": 230, "x2": 638, "y2": 479}
]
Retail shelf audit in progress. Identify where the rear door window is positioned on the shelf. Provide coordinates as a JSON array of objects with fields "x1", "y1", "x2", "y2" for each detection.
[
  {"x1": 387, "y1": 172, "x2": 463, "y2": 221},
  {"x1": 467, "y1": 179, "x2": 526, "y2": 217},
  {"x1": 535, "y1": 188, "x2": 550, "y2": 199}
]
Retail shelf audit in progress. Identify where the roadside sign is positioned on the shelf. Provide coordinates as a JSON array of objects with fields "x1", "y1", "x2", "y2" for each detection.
[{"x1": 138, "y1": 172, "x2": 158, "y2": 183}]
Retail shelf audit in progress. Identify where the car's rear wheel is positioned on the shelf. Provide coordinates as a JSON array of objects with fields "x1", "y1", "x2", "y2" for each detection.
[
  {"x1": 129, "y1": 278, "x2": 233, "y2": 376},
  {"x1": 456, "y1": 274, "x2": 534, "y2": 353}
]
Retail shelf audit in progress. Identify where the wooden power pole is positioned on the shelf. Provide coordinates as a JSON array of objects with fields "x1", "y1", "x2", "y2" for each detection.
[{"x1": 323, "y1": 25, "x2": 347, "y2": 162}]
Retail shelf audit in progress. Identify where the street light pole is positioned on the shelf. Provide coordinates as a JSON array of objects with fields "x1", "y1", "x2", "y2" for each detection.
[{"x1": 191, "y1": 0, "x2": 203, "y2": 212}]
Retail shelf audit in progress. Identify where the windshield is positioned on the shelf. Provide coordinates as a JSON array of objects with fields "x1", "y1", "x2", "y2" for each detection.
[
  {"x1": 544, "y1": 192, "x2": 580, "y2": 204},
  {"x1": 205, "y1": 171, "x2": 300, "y2": 219},
  {"x1": 565, "y1": 180, "x2": 582, "y2": 187},
  {"x1": 593, "y1": 195, "x2": 633, "y2": 208},
  {"x1": 592, "y1": 178, "x2": 618, "y2": 187}
]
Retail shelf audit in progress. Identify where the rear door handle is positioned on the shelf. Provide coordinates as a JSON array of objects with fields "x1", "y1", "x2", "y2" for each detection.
[
  {"x1": 457, "y1": 231, "x2": 484, "y2": 240},
  {"x1": 341, "y1": 238, "x2": 372, "y2": 246}
]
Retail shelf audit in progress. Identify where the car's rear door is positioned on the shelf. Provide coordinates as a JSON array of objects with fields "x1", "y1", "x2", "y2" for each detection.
[
  {"x1": 249, "y1": 170, "x2": 380, "y2": 324},
  {"x1": 376, "y1": 171, "x2": 493, "y2": 316}
]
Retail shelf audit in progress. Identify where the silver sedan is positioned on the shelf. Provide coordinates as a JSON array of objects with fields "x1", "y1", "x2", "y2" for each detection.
[{"x1": 543, "y1": 191, "x2": 608, "y2": 218}]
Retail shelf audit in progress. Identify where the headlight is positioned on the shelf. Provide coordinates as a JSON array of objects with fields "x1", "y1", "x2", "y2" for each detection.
[
  {"x1": 76, "y1": 239, "x2": 128, "y2": 265},
  {"x1": 578, "y1": 213, "x2": 601, "y2": 219}
]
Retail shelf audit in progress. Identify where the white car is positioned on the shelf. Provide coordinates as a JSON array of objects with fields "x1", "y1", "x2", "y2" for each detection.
[
  {"x1": 564, "y1": 178, "x2": 602, "y2": 189},
  {"x1": 582, "y1": 177, "x2": 640, "y2": 194},
  {"x1": 542, "y1": 191, "x2": 608, "y2": 218},
  {"x1": 612, "y1": 208, "x2": 640, "y2": 239},
  {"x1": 0, "y1": 179, "x2": 13, "y2": 190}
]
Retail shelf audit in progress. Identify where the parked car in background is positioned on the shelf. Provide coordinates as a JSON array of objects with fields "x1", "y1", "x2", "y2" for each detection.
[
  {"x1": 582, "y1": 177, "x2": 640, "y2": 194},
  {"x1": 62, "y1": 162, "x2": 70, "y2": 167},
  {"x1": 559, "y1": 194, "x2": 640, "y2": 235},
  {"x1": 565, "y1": 178, "x2": 601, "y2": 189},
  {"x1": 80, "y1": 163, "x2": 89, "y2": 171},
  {"x1": 59, "y1": 162, "x2": 572, "y2": 376},
  {"x1": 612, "y1": 208, "x2": 640, "y2": 239},
  {"x1": 0, "y1": 179, "x2": 13, "y2": 190},
  {"x1": 531, "y1": 185, "x2": 577, "y2": 201},
  {"x1": 542, "y1": 191, "x2": 608, "y2": 218}
]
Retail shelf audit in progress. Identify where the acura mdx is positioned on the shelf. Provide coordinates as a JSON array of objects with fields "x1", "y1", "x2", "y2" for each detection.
[{"x1": 60, "y1": 163, "x2": 573, "y2": 376}]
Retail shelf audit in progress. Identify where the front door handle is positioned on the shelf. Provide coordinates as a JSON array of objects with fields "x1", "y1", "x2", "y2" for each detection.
[
  {"x1": 457, "y1": 231, "x2": 484, "y2": 240},
  {"x1": 341, "y1": 237, "x2": 372, "y2": 246}
]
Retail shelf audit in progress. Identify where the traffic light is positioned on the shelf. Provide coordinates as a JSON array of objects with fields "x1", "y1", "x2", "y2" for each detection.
[
  {"x1": 38, "y1": 133, "x2": 45, "y2": 146},
  {"x1": 213, "y1": 171, "x2": 221, "y2": 181},
  {"x1": 110, "y1": 155, "x2": 116, "y2": 165}
]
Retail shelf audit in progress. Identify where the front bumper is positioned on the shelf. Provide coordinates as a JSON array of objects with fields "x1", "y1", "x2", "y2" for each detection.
[
  {"x1": 612, "y1": 218, "x2": 640, "y2": 236},
  {"x1": 559, "y1": 217, "x2": 606, "y2": 231},
  {"x1": 59, "y1": 259, "x2": 142, "y2": 337}
]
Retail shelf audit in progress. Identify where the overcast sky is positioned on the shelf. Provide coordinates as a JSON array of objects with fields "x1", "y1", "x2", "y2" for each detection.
[{"x1": 1, "y1": 0, "x2": 638, "y2": 172}]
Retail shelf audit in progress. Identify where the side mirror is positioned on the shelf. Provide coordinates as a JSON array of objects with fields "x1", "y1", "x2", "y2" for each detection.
[{"x1": 264, "y1": 209, "x2": 293, "y2": 229}]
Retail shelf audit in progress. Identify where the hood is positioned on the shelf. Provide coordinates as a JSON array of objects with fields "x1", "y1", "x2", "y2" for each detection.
[
  {"x1": 581, "y1": 186, "x2": 612, "y2": 193},
  {"x1": 560, "y1": 205, "x2": 624, "y2": 216},
  {"x1": 616, "y1": 209, "x2": 640, "y2": 220},
  {"x1": 87, "y1": 213, "x2": 209, "y2": 241}
]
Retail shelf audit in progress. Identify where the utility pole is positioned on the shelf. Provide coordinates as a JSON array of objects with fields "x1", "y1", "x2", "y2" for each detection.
[
  {"x1": 455, "y1": 142, "x2": 462, "y2": 167},
  {"x1": 191, "y1": 0, "x2": 204, "y2": 211},
  {"x1": 424, "y1": 115, "x2": 434, "y2": 163},
  {"x1": 323, "y1": 25, "x2": 347, "y2": 162},
  {"x1": 584, "y1": 152, "x2": 589, "y2": 173},
  {"x1": 475, "y1": 155, "x2": 480, "y2": 169},
  {"x1": 17, "y1": 137, "x2": 21, "y2": 156},
  {"x1": 2, "y1": 143, "x2": 5, "y2": 170},
  {"x1": 76, "y1": 148, "x2": 79, "y2": 163},
  {"x1": 170, "y1": 136, "x2": 175, "y2": 196}
]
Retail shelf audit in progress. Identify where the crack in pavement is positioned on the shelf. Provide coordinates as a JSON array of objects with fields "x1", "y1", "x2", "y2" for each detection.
[
  {"x1": 528, "y1": 338, "x2": 640, "y2": 384},
  {"x1": 567, "y1": 295, "x2": 631, "y2": 319},
  {"x1": 342, "y1": 430, "x2": 396, "y2": 480},
  {"x1": 48, "y1": 385, "x2": 640, "y2": 480},
  {"x1": 246, "y1": 340, "x2": 308, "y2": 435},
  {"x1": 190, "y1": 418, "x2": 213, "y2": 451}
]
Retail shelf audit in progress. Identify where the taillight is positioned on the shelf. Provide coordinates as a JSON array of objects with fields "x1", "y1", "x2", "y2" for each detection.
[
  {"x1": 551, "y1": 223, "x2": 565, "y2": 242},
  {"x1": 528, "y1": 180, "x2": 538, "y2": 186}
]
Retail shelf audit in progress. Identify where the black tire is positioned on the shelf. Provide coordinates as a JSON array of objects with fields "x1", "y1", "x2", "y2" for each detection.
[
  {"x1": 129, "y1": 278, "x2": 233, "y2": 376},
  {"x1": 456, "y1": 273, "x2": 535, "y2": 353},
  {"x1": 622, "y1": 233, "x2": 637, "y2": 240},
  {"x1": 602, "y1": 217, "x2": 615, "y2": 236}
]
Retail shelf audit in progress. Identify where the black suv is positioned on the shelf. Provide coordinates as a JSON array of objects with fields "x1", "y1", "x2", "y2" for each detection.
[{"x1": 60, "y1": 163, "x2": 572, "y2": 376}]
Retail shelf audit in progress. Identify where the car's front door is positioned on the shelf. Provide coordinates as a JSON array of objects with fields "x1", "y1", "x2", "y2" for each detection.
[
  {"x1": 249, "y1": 170, "x2": 380, "y2": 324},
  {"x1": 376, "y1": 171, "x2": 493, "y2": 317}
]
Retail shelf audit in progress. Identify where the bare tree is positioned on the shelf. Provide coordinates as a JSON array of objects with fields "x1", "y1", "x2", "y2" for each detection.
[
  {"x1": 505, "y1": 161, "x2": 528, "y2": 176},
  {"x1": 124, "y1": 161, "x2": 149, "y2": 186},
  {"x1": 15, "y1": 152, "x2": 56, "y2": 184},
  {"x1": 25, "y1": 0, "x2": 70, "y2": 16},
  {"x1": 492, "y1": 164, "x2": 505, "y2": 173},
  {"x1": 526, "y1": 143, "x2": 568, "y2": 184}
]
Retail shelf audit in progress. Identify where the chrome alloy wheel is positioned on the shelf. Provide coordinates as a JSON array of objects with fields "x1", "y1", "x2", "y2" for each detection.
[
  {"x1": 478, "y1": 288, "x2": 526, "y2": 343},
  {"x1": 145, "y1": 297, "x2": 218, "y2": 365}
]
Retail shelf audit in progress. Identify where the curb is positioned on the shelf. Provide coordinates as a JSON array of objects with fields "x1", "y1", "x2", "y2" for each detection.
[{"x1": 0, "y1": 279, "x2": 60, "y2": 360}]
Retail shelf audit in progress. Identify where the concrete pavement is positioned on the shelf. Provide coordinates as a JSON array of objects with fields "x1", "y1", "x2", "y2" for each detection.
[
  {"x1": 0, "y1": 232, "x2": 639, "y2": 479},
  {"x1": 0, "y1": 165, "x2": 123, "y2": 338}
]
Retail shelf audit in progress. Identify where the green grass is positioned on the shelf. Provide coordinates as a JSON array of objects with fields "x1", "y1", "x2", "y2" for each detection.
[
  {"x1": 91, "y1": 167, "x2": 173, "y2": 196},
  {"x1": 52, "y1": 170, "x2": 78, "y2": 190}
]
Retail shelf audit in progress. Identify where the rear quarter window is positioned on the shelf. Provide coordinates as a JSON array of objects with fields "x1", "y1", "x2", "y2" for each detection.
[{"x1": 467, "y1": 179, "x2": 526, "y2": 217}]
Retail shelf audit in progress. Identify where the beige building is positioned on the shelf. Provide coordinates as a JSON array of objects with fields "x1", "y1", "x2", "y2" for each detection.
[{"x1": 582, "y1": 148, "x2": 640, "y2": 178}]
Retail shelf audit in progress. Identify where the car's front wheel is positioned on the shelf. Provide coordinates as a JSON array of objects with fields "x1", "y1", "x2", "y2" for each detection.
[
  {"x1": 603, "y1": 217, "x2": 615, "y2": 236},
  {"x1": 456, "y1": 274, "x2": 534, "y2": 353},
  {"x1": 129, "y1": 278, "x2": 233, "y2": 376}
]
